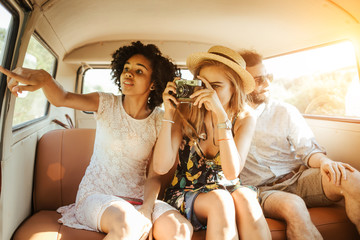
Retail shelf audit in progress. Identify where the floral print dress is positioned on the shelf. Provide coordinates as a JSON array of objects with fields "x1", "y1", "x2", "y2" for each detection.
[{"x1": 164, "y1": 137, "x2": 257, "y2": 230}]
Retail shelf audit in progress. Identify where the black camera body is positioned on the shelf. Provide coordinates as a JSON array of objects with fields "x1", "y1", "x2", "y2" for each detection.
[{"x1": 175, "y1": 79, "x2": 203, "y2": 102}]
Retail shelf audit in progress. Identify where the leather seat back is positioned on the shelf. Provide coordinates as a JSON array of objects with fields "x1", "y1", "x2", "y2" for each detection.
[{"x1": 33, "y1": 129, "x2": 95, "y2": 212}]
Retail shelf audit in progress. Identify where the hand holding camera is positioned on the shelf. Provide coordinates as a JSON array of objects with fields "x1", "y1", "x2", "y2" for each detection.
[
  {"x1": 162, "y1": 78, "x2": 204, "y2": 120},
  {"x1": 190, "y1": 76, "x2": 227, "y2": 119},
  {"x1": 174, "y1": 79, "x2": 203, "y2": 103},
  {"x1": 163, "y1": 76, "x2": 227, "y2": 124}
]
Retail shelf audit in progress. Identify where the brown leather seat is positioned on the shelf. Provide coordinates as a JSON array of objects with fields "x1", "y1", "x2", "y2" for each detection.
[{"x1": 12, "y1": 129, "x2": 359, "y2": 240}]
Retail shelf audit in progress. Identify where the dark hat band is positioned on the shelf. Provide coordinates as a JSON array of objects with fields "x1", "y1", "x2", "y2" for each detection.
[{"x1": 209, "y1": 51, "x2": 239, "y2": 66}]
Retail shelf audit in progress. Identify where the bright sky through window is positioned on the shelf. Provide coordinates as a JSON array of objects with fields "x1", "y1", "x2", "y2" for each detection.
[
  {"x1": 0, "y1": 5, "x2": 11, "y2": 29},
  {"x1": 264, "y1": 41, "x2": 357, "y2": 79}
]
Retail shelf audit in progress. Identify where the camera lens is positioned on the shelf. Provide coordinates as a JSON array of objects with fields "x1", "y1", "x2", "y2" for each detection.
[{"x1": 176, "y1": 85, "x2": 189, "y2": 97}]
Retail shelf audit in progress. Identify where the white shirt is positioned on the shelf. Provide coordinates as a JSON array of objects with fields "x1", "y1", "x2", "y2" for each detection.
[{"x1": 240, "y1": 99, "x2": 325, "y2": 187}]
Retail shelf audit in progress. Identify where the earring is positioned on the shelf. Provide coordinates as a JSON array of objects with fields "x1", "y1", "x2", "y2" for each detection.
[{"x1": 150, "y1": 86, "x2": 155, "y2": 91}]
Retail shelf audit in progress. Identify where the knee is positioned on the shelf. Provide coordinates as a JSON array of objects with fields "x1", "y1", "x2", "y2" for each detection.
[
  {"x1": 323, "y1": 168, "x2": 360, "y2": 197},
  {"x1": 232, "y1": 187, "x2": 258, "y2": 206},
  {"x1": 232, "y1": 188, "x2": 265, "y2": 221},
  {"x1": 107, "y1": 211, "x2": 146, "y2": 237},
  {"x1": 196, "y1": 189, "x2": 236, "y2": 221},
  {"x1": 153, "y1": 212, "x2": 193, "y2": 240},
  {"x1": 176, "y1": 220, "x2": 193, "y2": 239},
  {"x1": 168, "y1": 217, "x2": 193, "y2": 240},
  {"x1": 279, "y1": 194, "x2": 308, "y2": 220},
  {"x1": 342, "y1": 169, "x2": 360, "y2": 191},
  {"x1": 154, "y1": 222, "x2": 193, "y2": 240},
  {"x1": 206, "y1": 189, "x2": 235, "y2": 212},
  {"x1": 105, "y1": 216, "x2": 131, "y2": 237}
]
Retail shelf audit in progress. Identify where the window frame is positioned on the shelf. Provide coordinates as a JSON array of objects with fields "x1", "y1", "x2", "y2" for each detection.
[
  {"x1": 79, "y1": 65, "x2": 113, "y2": 94},
  {"x1": 264, "y1": 39, "x2": 360, "y2": 124},
  {"x1": 12, "y1": 32, "x2": 58, "y2": 131},
  {"x1": 77, "y1": 65, "x2": 113, "y2": 114},
  {"x1": 0, "y1": 0, "x2": 19, "y2": 118}
]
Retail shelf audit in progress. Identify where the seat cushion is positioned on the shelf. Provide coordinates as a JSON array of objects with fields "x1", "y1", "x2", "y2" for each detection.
[
  {"x1": 13, "y1": 205, "x2": 358, "y2": 240},
  {"x1": 13, "y1": 211, "x2": 105, "y2": 240},
  {"x1": 309, "y1": 205, "x2": 359, "y2": 240},
  {"x1": 13, "y1": 129, "x2": 358, "y2": 239},
  {"x1": 264, "y1": 204, "x2": 359, "y2": 240}
]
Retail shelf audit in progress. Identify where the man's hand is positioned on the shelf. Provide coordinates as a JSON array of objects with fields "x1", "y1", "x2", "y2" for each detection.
[{"x1": 320, "y1": 157, "x2": 356, "y2": 185}]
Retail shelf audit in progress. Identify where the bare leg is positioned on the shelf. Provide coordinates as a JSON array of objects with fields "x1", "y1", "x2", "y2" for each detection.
[
  {"x1": 231, "y1": 187, "x2": 271, "y2": 240},
  {"x1": 322, "y1": 169, "x2": 360, "y2": 233},
  {"x1": 193, "y1": 189, "x2": 238, "y2": 240},
  {"x1": 263, "y1": 191, "x2": 323, "y2": 240},
  {"x1": 100, "y1": 202, "x2": 151, "y2": 240},
  {"x1": 153, "y1": 210, "x2": 193, "y2": 240}
]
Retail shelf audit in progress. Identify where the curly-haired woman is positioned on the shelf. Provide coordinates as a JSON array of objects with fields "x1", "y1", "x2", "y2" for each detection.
[{"x1": 0, "y1": 41, "x2": 192, "y2": 240}]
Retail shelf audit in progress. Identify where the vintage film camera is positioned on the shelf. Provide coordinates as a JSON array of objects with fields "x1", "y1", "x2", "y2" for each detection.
[{"x1": 175, "y1": 79, "x2": 203, "y2": 102}]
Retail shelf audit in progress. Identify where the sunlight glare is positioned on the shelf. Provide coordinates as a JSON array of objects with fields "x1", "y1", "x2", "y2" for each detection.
[
  {"x1": 264, "y1": 41, "x2": 357, "y2": 79},
  {"x1": 345, "y1": 75, "x2": 360, "y2": 117},
  {"x1": 0, "y1": 4, "x2": 11, "y2": 29}
]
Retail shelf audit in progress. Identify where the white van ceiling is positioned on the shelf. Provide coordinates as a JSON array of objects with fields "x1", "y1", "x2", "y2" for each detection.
[{"x1": 29, "y1": 0, "x2": 360, "y2": 63}]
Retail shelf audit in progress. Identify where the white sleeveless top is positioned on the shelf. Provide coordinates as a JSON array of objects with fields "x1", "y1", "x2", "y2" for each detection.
[{"x1": 57, "y1": 92, "x2": 165, "y2": 231}]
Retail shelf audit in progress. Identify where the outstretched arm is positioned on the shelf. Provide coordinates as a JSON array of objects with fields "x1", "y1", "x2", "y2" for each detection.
[{"x1": 0, "y1": 66, "x2": 99, "y2": 112}]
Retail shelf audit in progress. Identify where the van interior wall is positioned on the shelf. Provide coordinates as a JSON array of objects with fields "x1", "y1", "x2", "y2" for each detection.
[
  {"x1": 0, "y1": 66, "x2": 78, "y2": 240},
  {"x1": 306, "y1": 118, "x2": 360, "y2": 171},
  {"x1": 0, "y1": 10, "x2": 80, "y2": 239},
  {"x1": 48, "y1": 62, "x2": 79, "y2": 127},
  {"x1": 304, "y1": 32, "x2": 360, "y2": 172},
  {"x1": 1, "y1": 133, "x2": 37, "y2": 240},
  {"x1": 0, "y1": 67, "x2": 78, "y2": 240}
]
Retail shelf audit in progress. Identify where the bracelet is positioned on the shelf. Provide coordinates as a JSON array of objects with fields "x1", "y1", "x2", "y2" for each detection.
[
  {"x1": 217, "y1": 119, "x2": 232, "y2": 130},
  {"x1": 218, "y1": 138, "x2": 230, "y2": 142},
  {"x1": 162, "y1": 119, "x2": 175, "y2": 124}
]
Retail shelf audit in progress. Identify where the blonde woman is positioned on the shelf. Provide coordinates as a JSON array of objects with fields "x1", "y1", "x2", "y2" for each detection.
[{"x1": 153, "y1": 46, "x2": 271, "y2": 240}]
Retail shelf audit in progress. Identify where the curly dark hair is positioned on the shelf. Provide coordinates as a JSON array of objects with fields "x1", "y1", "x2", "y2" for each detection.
[{"x1": 111, "y1": 41, "x2": 179, "y2": 110}]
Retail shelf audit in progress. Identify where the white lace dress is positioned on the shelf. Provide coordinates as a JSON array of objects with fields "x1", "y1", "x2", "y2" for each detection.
[{"x1": 57, "y1": 92, "x2": 176, "y2": 232}]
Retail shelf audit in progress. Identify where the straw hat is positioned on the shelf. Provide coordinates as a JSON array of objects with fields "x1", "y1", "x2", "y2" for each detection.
[{"x1": 186, "y1": 45, "x2": 255, "y2": 94}]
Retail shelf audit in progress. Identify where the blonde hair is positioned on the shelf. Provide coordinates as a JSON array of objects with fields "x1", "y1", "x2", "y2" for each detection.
[{"x1": 179, "y1": 59, "x2": 247, "y2": 139}]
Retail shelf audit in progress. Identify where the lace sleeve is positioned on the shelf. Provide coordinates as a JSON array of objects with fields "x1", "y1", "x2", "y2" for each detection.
[{"x1": 94, "y1": 92, "x2": 116, "y2": 120}]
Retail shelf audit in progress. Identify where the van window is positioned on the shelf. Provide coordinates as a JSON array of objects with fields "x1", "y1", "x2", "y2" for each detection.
[
  {"x1": 0, "y1": 2, "x2": 18, "y2": 116},
  {"x1": 0, "y1": 4, "x2": 12, "y2": 64},
  {"x1": 180, "y1": 69, "x2": 193, "y2": 80},
  {"x1": 82, "y1": 68, "x2": 194, "y2": 95},
  {"x1": 264, "y1": 41, "x2": 360, "y2": 119},
  {"x1": 12, "y1": 35, "x2": 57, "y2": 128},
  {"x1": 82, "y1": 68, "x2": 119, "y2": 95},
  {"x1": 82, "y1": 67, "x2": 196, "y2": 97}
]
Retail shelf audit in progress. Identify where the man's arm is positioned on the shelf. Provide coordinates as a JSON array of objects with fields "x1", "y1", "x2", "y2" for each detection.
[
  {"x1": 308, "y1": 152, "x2": 356, "y2": 185},
  {"x1": 285, "y1": 103, "x2": 355, "y2": 186}
]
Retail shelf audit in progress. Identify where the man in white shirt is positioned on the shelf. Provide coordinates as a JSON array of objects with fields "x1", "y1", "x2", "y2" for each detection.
[{"x1": 239, "y1": 50, "x2": 360, "y2": 239}]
